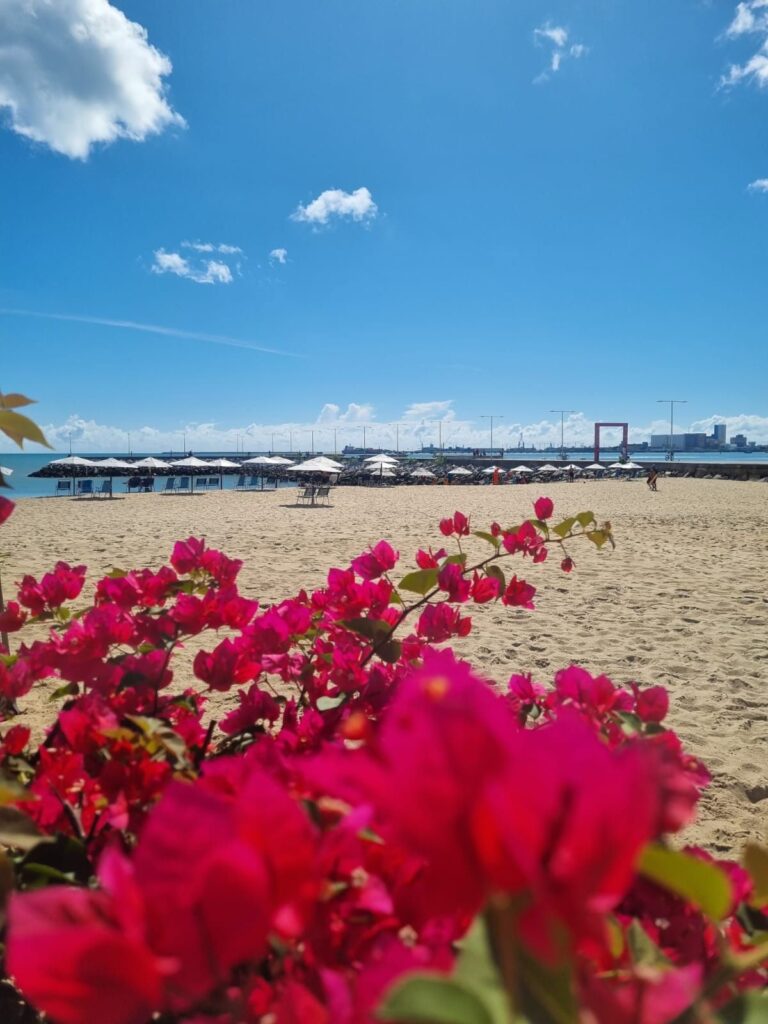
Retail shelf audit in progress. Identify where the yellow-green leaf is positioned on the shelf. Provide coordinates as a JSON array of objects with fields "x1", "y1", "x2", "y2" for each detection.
[
  {"x1": 639, "y1": 843, "x2": 732, "y2": 920},
  {"x1": 0, "y1": 409, "x2": 52, "y2": 449},
  {"x1": 377, "y1": 973, "x2": 504, "y2": 1024},
  {"x1": 0, "y1": 392, "x2": 36, "y2": 410},
  {"x1": 743, "y1": 842, "x2": 768, "y2": 908},
  {"x1": 399, "y1": 568, "x2": 439, "y2": 595}
]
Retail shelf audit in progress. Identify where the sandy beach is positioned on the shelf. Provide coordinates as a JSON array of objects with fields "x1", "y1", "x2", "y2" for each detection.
[{"x1": 2, "y1": 477, "x2": 766, "y2": 855}]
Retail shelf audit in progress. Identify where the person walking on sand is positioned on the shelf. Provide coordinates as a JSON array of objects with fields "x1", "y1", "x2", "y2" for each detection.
[{"x1": 647, "y1": 467, "x2": 658, "y2": 492}]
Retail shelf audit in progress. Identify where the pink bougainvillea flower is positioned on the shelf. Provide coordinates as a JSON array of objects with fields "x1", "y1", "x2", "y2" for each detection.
[
  {"x1": 0, "y1": 495, "x2": 15, "y2": 525},
  {"x1": 351, "y1": 541, "x2": 398, "y2": 581},
  {"x1": 533, "y1": 496, "x2": 554, "y2": 520},
  {"x1": 415, "y1": 546, "x2": 447, "y2": 569},
  {"x1": 501, "y1": 575, "x2": 536, "y2": 608},
  {"x1": 561, "y1": 556, "x2": 574, "y2": 573},
  {"x1": 472, "y1": 712, "x2": 661, "y2": 957},
  {"x1": 438, "y1": 512, "x2": 470, "y2": 537},
  {"x1": 415, "y1": 602, "x2": 472, "y2": 643},
  {"x1": 635, "y1": 685, "x2": 670, "y2": 724},
  {"x1": 7, "y1": 849, "x2": 165, "y2": 1024},
  {"x1": 580, "y1": 962, "x2": 702, "y2": 1024},
  {"x1": 0, "y1": 599, "x2": 26, "y2": 632},
  {"x1": 437, "y1": 562, "x2": 470, "y2": 602},
  {"x1": 469, "y1": 572, "x2": 500, "y2": 604}
]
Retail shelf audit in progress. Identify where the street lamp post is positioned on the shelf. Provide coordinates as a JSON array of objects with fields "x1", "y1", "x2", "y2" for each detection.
[
  {"x1": 657, "y1": 399, "x2": 687, "y2": 462},
  {"x1": 550, "y1": 410, "x2": 575, "y2": 460},
  {"x1": 480, "y1": 415, "x2": 503, "y2": 454}
]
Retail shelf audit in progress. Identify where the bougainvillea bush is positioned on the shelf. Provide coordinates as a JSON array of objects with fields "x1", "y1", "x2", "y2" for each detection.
[{"x1": 0, "y1": 492, "x2": 765, "y2": 1024}]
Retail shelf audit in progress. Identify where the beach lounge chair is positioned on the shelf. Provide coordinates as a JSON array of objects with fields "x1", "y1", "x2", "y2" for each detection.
[
  {"x1": 163, "y1": 477, "x2": 177, "y2": 493},
  {"x1": 76, "y1": 479, "x2": 94, "y2": 497},
  {"x1": 96, "y1": 480, "x2": 112, "y2": 498},
  {"x1": 315, "y1": 485, "x2": 331, "y2": 505},
  {"x1": 55, "y1": 480, "x2": 72, "y2": 496},
  {"x1": 296, "y1": 486, "x2": 314, "y2": 505},
  {"x1": 247, "y1": 475, "x2": 259, "y2": 490},
  {"x1": 179, "y1": 476, "x2": 191, "y2": 492}
]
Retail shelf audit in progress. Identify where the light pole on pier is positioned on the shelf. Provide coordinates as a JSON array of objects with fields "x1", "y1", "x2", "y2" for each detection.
[
  {"x1": 550, "y1": 410, "x2": 575, "y2": 460},
  {"x1": 480, "y1": 415, "x2": 503, "y2": 454},
  {"x1": 657, "y1": 399, "x2": 687, "y2": 462}
]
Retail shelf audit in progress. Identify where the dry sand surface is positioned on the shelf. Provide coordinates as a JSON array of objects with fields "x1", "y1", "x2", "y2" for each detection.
[{"x1": 2, "y1": 477, "x2": 767, "y2": 854}]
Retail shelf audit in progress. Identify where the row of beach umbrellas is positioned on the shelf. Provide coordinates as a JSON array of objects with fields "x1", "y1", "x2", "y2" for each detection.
[{"x1": 46, "y1": 455, "x2": 296, "y2": 472}]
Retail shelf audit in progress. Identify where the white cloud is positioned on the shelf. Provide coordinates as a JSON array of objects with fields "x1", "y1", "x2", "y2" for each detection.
[
  {"x1": 316, "y1": 403, "x2": 374, "y2": 424},
  {"x1": 152, "y1": 249, "x2": 233, "y2": 285},
  {"x1": 534, "y1": 24, "x2": 569, "y2": 48},
  {"x1": 0, "y1": 0, "x2": 184, "y2": 159},
  {"x1": 7, "y1": 407, "x2": 768, "y2": 455},
  {"x1": 721, "y1": 2, "x2": 768, "y2": 87},
  {"x1": 269, "y1": 248, "x2": 288, "y2": 264},
  {"x1": 748, "y1": 177, "x2": 768, "y2": 190},
  {"x1": 151, "y1": 242, "x2": 244, "y2": 285},
  {"x1": 291, "y1": 187, "x2": 378, "y2": 226},
  {"x1": 533, "y1": 23, "x2": 587, "y2": 82},
  {"x1": 182, "y1": 241, "x2": 243, "y2": 255}
]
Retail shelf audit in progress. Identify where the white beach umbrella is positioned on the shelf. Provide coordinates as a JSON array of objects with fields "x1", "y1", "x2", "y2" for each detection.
[
  {"x1": 411, "y1": 468, "x2": 436, "y2": 478},
  {"x1": 585, "y1": 463, "x2": 604, "y2": 471},
  {"x1": 208, "y1": 458, "x2": 240, "y2": 468},
  {"x1": 623, "y1": 461, "x2": 643, "y2": 470},
  {"x1": 509, "y1": 465, "x2": 533, "y2": 473},
  {"x1": 482, "y1": 465, "x2": 502, "y2": 474},
  {"x1": 50, "y1": 456, "x2": 98, "y2": 467},
  {"x1": 564, "y1": 464, "x2": 583, "y2": 472},
  {"x1": 133, "y1": 457, "x2": 171, "y2": 469},
  {"x1": 170, "y1": 456, "x2": 211, "y2": 468},
  {"x1": 537, "y1": 464, "x2": 558, "y2": 473},
  {"x1": 268, "y1": 456, "x2": 296, "y2": 466},
  {"x1": 292, "y1": 456, "x2": 342, "y2": 473},
  {"x1": 364, "y1": 453, "x2": 397, "y2": 464},
  {"x1": 448, "y1": 467, "x2": 473, "y2": 476},
  {"x1": 366, "y1": 464, "x2": 398, "y2": 475},
  {"x1": 243, "y1": 456, "x2": 277, "y2": 466},
  {"x1": 96, "y1": 458, "x2": 135, "y2": 469}
]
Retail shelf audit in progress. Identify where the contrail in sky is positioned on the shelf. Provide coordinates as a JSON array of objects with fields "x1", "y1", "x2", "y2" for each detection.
[{"x1": 0, "y1": 308, "x2": 301, "y2": 358}]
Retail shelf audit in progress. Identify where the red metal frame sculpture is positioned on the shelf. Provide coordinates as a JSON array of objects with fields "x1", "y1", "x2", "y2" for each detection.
[{"x1": 594, "y1": 422, "x2": 628, "y2": 463}]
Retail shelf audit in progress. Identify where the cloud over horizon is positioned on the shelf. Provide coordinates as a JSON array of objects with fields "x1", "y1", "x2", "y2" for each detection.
[
  {"x1": 721, "y1": 1, "x2": 768, "y2": 88},
  {"x1": 7, "y1": 406, "x2": 768, "y2": 455},
  {"x1": 0, "y1": 0, "x2": 184, "y2": 159}
]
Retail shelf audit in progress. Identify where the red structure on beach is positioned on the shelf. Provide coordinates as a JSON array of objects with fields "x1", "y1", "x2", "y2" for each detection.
[{"x1": 594, "y1": 422, "x2": 628, "y2": 462}]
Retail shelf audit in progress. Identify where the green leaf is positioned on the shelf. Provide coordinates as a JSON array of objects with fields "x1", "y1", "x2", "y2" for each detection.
[
  {"x1": 0, "y1": 410, "x2": 52, "y2": 450},
  {"x1": 485, "y1": 564, "x2": 506, "y2": 591},
  {"x1": 626, "y1": 919, "x2": 671, "y2": 967},
  {"x1": 377, "y1": 974, "x2": 501, "y2": 1024},
  {"x1": 48, "y1": 682, "x2": 80, "y2": 701},
  {"x1": 717, "y1": 993, "x2": 768, "y2": 1023},
  {"x1": 586, "y1": 530, "x2": 609, "y2": 548},
  {"x1": 123, "y1": 716, "x2": 190, "y2": 766},
  {"x1": 399, "y1": 569, "x2": 439, "y2": 595},
  {"x1": 377, "y1": 639, "x2": 402, "y2": 664},
  {"x1": 444, "y1": 553, "x2": 468, "y2": 567},
  {"x1": 575, "y1": 511, "x2": 595, "y2": 528},
  {"x1": 473, "y1": 531, "x2": 501, "y2": 549},
  {"x1": 515, "y1": 942, "x2": 578, "y2": 1024},
  {"x1": 743, "y1": 842, "x2": 768, "y2": 907},
  {"x1": 0, "y1": 807, "x2": 52, "y2": 852},
  {"x1": 316, "y1": 694, "x2": 346, "y2": 712},
  {"x1": 527, "y1": 518, "x2": 550, "y2": 535},
  {"x1": 639, "y1": 843, "x2": 732, "y2": 920},
  {"x1": 343, "y1": 617, "x2": 393, "y2": 642},
  {"x1": 552, "y1": 517, "x2": 576, "y2": 539},
  {"x1": 454, "y1": 918, "x2": 511, "y2": 1023}
]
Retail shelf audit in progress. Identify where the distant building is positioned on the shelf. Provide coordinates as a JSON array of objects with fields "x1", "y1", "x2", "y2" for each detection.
[
  {"x1": 712, "y1": 424, "x2": 726, "y2": 445},
  {"x1": 651, "y1": 433, "x2": 707, "y2": 451},
  {"x1": 731, "y1": 433, "x2": 748, "y2": 447}
]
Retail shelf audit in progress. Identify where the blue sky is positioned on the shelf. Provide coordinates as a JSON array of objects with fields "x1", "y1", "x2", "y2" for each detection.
[{"x1": 1, "y1": 0, "x2": 767, "y2": 452}]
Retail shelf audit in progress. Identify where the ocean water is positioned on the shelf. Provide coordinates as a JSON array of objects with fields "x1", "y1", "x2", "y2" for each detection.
[{"x1": 1, "y1": 449, "x2": 766, "y2": 499}]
